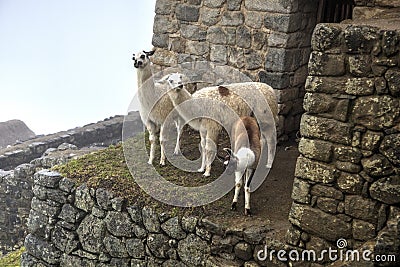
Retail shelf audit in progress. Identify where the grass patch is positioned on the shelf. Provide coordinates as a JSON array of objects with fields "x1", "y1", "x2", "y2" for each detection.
[
  {"x1": 0, "y1": 247, "x2": 25, "y2": 267},
  {"x1": 53, "y1": 127, "x2": 234, "y2": 219}
]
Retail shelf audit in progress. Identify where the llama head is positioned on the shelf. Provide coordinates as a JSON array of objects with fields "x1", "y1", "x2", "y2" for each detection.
[
  {"x1": 218, "y1": 148, "x2": 238, "y2": 175},
  {"x1": 158, "y1": 73, "x2": 184, "y2": 91},
  {"x1": 132, "y1": 50, "x2": 154, "y2": 69}
]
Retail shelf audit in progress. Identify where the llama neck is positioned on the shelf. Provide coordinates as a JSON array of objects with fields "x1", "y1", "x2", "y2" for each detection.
[
  {"x1": 168, "y1": 89, "x2": 201, "y2": 129},
  {"x1": 137, "y1": 64, "x2": 153, "y2": 88},
  {"x1": 235, "y1": 147, "x2": 255, "y2": 171}
]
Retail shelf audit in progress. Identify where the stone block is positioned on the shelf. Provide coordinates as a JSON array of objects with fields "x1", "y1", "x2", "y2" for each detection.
[
  {"x1": 289, "y1": 203, "x2": 352, "y2": 241},
  {"x1": 210, "y1": 45, "x2": 228, "y2": 64},
  {"x1": 24, "y1": 234, "x2": 61, "y2": 265},
  {"x1": 51, "y1": 224, "x2": 78, "y2": 254},
  {"x1": 258, "y1": 71, "x2": 290, "y2": 89},
  {"x1": 361, "y1": 154, "x2": 394, "y2": 177},
  {"x1": 75, "y1": 184, "x2": 94, "y2": 212},
  {"x1": 245, "y1": 11, "x2": 264, "y2": 28},
  {"x1": 234, "y1": 242, "x2": 253, "y2": 260},
  {"x1": 380, "y1": 134, "x2": 400, "y2": 166},
  {"x1": 344, "y1": 25, "x2": 380, "y2": 54},
  {"x1": 298, "y1": 138, "x2": 332, "y2": 162},
  {"x1": 311, "y1": 184, "x2": 344, "y2": 200},
  {"x1": 353, "y1": 219, "x2": 376, "y2": 241},
  {"x1": 300, "y1": 115, "x2": 352, "y2": 145},
  {"x1": 344, "y1": 195, "x2": 380, "y2": 223},
  {"x1": 59, "y1": 203, "x2": 83, "y2": 224},
  {"x1": 303, "y1": 92, "x2": 335, "y2": 114},
  {"x1": 180, "y1": 24, "x2": 207, "y2": 41},
  {"x1": 200, "y1": 7, "x2": 221, "y2": 26},
  {"x1": 295, "y1": 156, "x2": 338, "y2": 183},
  {"x1": 334, "y1": 146, "x2": 362, "y2": 164},
  {"x1": 155, "y1": 0, "x2": 178, "y2": 15},
  {"x1": 385, "y1": 69, "x2": 400, "y2": 97},
  {"x1": 178, "y1": 234, "x2": 210, "y2": 266},
  {"x1": 126, "y1": 238, "x2": 145, "y2": 259},
  {"x1": 305, "y1": 76, "x2": 347, "y2": 94},
  {"x1": 176, "y1": 4, "x2": 200, "y2": 22},
  {"x1": 221, "y1": 11, "x2": 244, "y2": 26},
  {"x1": 244, "y1": 50, "x2": 263, "y2": 70},
  {"x1": 245, "y1": 0, "x2": 298, "y2": 13},
  {"x1": 308, "y1": 52, "x2": 346, "y2": 76},
  {"x1": 337, "y1": 172, "x2": 364, "y2": 194},
  {"x1": 370, "y1": 176, "x2": 400, "y2": 205},
  {"x1": 161, "y1": 217, "x2": 187, "y2": 239},
  {"x1": 382, "y1": 30, "x2": 399, "y2": 56},
  {"x1": 348, "y1": 55, "x2": 372, "y2": 77},
  {"x1": 104, "y1": 234, "x2": 128, "y2": 258},
  {"x1": 142, "y1": 206, "x2": 161, "y2": 233},
  {"x1": 291, "y1": 178, "x2": 311, "y2": 204},
  {"x1": 186, "y1": 40, "x2": 210, "y2": 56},
  {"x1": 361, "y1": 130, "x2": 383, "y2": 151},
  {"x1": 236, "y1": 26, "x2": 251, "y2": 48},
  {"x1": 31, "y1": 197, "x2": 61, "y2": 218},
  {"x1": 264, "y1": 13, "x2": 296, "y2": 33},
  {"x1": 33, "y1": 170, "x2": 62, "y2": 188},
  {"x1": 153, "y1": 15, "x2": 178, "y2": 34},
  {"x1": 352, "y1": 95, "x2": 400, "y2": 130},
  {"x1": 204, "y1": 0, "x2": 225, "y2": 8},
  {"x1": 228, "y1": 0, "x2": 242, "y2": 10},
  {"x1": 207, "y1": 26, "x2": 227, "y2": 44},
  {"x1": 105, "y1": 211, "x2": 135, "y2": 237},
  {"x1": 152, "y1": 49, "x2": 177, "y2": 67},
  {"x1": 316, "y1": 197, "x2": 339, "y2": 214},
  {"x1": 77, "y1": 214, "x2": 106, "y2": 253},
  {"x1": 311, "y1": 23, "x2": 343, "y2": 52},
  {"x1": 147, "y1": 233, "x2": 170, "y2": 258},
  {"x1": 345, "y1": 78, "x2": 374, "y2": 96},
  {"x1": 266, "y1": 48, "x2": 302, "y2": 72},
  {"x1": 335, "y1": 161, "x2": 362, "y2": 174}
]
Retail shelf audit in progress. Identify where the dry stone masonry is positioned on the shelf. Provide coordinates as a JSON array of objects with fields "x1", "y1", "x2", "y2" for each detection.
[
  {"x1": 21, "y1": 171, "x2": 271, "y2": 266},
  {"x1": 151, "y1": 0, "x2": 320, "y2": 140},
  {"x1": 287, "y1": 9, "x2": 400, "y2": 265}
]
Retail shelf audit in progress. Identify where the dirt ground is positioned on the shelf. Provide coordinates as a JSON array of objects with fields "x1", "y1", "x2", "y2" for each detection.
[{"x1": 210, "y1": 141, "x2": 299, "y2": 240}]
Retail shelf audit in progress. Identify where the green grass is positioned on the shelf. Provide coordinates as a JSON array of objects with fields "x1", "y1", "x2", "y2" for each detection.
[
  {"x1": 0, "y1": 247, "x2": 25, "y2": 267},
  {"x1": 53, "y1": 128, "x2": 234, "y2": 218}
]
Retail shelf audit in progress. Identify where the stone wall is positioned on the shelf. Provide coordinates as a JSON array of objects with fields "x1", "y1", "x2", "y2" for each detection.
[
  {"x1": 0, "y1": 114, "x2": 141, "y2": 171},
  {"x1": 0, "y1": 113, "x2": 143, "y2": 257},
  {"x1": 286, "y1": 12, "x2": 400, "y2": 264},
  {"x1": 21, "y1": 170, "x2": 272, "y2": 266},
  {"x1": 353, "y1": 0, "x2": 400, "y2": 20},
  {"x1": 151, "y1": 0, "x2": 319, "y2": 140}
]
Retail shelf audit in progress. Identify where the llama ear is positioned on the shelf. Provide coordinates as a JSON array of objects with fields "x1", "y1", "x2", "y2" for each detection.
[
  {"x1": 144, "y1": 50, "x2": 155, "y2": 57},
  {"x1": 132, "y1": 54, "x2": 136, "y2": 61},
  {"x1": 223, "y1": 148, "x2": 234, "y2": 156},
  {"x1": 216, "y1": 154, "x2": 226, "y2": 163}
]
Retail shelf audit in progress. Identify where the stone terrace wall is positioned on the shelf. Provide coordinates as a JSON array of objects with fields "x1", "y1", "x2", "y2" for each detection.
[
  {"x1": 151, "y1": 0, "x2": 319, "y2": 140},
  {"x1": 0, "y1": 114, "x2": 142, "y2": 171},
  {"x1": 286, "y1": 13, "x2": 400, "y2": 264},
  {"x1": 21, "y1": 170, "x2": 273, "y2": 267},
  {"x1": 354, "y1": 0, "x2": 400, "y2": 19}
]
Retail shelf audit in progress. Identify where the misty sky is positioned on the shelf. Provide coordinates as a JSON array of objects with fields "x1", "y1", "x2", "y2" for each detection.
[{"x1": 0, "y1": 0, "x2": 156, "y2": 134}]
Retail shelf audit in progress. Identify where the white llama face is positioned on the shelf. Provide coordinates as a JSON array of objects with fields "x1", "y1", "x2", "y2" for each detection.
[
  {"x1": 132, "y1": 50, "x2": 154, "y2": 69},
  {"x1": 167, "y1": 73, "x2": 184, "y2": 90}
]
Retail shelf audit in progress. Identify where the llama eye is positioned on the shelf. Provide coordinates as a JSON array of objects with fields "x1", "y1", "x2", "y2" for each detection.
[{"x1": 140, "y1": 55, "x2": 145, "y2": 59}]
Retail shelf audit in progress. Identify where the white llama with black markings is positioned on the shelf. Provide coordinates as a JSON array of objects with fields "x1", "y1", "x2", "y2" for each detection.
[{"x1": 132, "y1": 51, "x2": 183, "y2": 166}]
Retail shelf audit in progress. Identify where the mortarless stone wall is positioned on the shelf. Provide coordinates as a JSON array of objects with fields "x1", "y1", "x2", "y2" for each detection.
[
  {"x1": 286, "y1": 11, "x2": 400, "y2": 265},
  {"x1": 151, "y1": 0, "x2": 320, "y2": 141},
  {"x1": 21, "y1": 171, "x2": 274, "y2": 267}
]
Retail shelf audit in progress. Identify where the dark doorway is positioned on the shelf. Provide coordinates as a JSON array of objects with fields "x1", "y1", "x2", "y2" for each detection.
[{"x1": 317, "y1": 0, "x2": 355, "y2": 23}]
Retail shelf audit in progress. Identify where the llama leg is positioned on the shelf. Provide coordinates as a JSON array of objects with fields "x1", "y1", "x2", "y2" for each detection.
[
  {"x1": 198, "y1": 129, "x2": 207, "y2": 173},
  {"x1": 204, "y1": 127, "x2": 219, "y2": 177},
  {"x1": 232, "y1": 170, "x2": 244, "y2": 211},
  {"x1": 244, "y1": 169, "x2": 255, "y2": 216},
  {"x1": 265, "y1": 127, "x2": 275, "y2": 169},
  {"x1": 159, "y1": 124, "x2": 166, "y2": 166},
  {"x1": 173, "y1": 119, "x2": 182, "y2": 155},
  {"x1": 147, "y1": 121, "x2": 158, "y2": 165}
]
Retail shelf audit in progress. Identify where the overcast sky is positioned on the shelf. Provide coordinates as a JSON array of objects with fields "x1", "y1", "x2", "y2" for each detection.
[{"x1": 0, "y1": 0, "x2": 156, "y2": 134}]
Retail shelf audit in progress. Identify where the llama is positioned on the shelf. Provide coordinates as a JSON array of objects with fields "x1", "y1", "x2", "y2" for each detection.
[
  {"x1": 132, "y1": 51, "x2": 183, "y2": 165},
  {"x1": 220, "y1": 116, "x2": 261, "y2": 216},
  {"x1": 163, "y1": 73, "x2": 278, "y2": 177}
]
